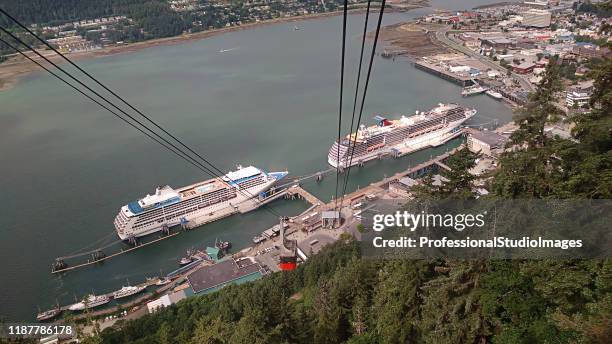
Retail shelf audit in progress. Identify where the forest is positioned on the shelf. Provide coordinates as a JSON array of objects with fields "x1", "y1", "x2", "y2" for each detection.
[
  {"x1": 64, "y1": 52, "x2": 612, "y2": 344},
  {"x1": 0, "y1": 0, "x2": 187, "y2": 47}
]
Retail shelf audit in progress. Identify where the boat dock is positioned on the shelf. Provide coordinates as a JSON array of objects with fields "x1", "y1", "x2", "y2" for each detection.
[
  {"x1": 286, "y1": 185, "x2": 322, "y2": 206},
  {"x1": 56, "y1": 279, "x2": 155, "y2": 313},
  {"x1": 50, "y1": 170, "x2": 331, "y2": 274},
  {"x1": 49, "y1": 257, "x2": 211, "y2": 322},
  {"x1": 51, "y1": 138, "x2": 462, "y2": 275},
  {"x1": 243, "y1": 146, "x2": 464, "y2": 273},
  {"x1": 43, "y1": 146, "x2": 465, "y2": 324},
  {"x1": 414, "y1": 60, "x2": 476, "y2": 87},
  {"x1": 51, "y1": 232, "x2": 181, "y2": 274}
]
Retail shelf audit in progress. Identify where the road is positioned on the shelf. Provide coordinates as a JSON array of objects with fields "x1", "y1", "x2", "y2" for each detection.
[{"x1": 434, "y1": 27, "x2": 535, "y2": 93}]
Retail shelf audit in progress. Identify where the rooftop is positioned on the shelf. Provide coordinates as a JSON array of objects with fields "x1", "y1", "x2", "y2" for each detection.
[
  {"x1": 187, "y1": 258, "x2": 261, "y2": 294},
  {"x1": 222, "y1": 166, "x2": 261, "y2": 182},
  {"x1": 468, "y1": 129, "x2": 509, "y2": 148}
]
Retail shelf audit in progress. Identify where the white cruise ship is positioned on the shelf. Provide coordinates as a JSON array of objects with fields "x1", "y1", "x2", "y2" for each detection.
[
  {"x1": 328, "y1": 103, "x2": 476, "y2": 168},
  {"x1": 114, "y1": 165, "x2": 288, "y2": 240}
]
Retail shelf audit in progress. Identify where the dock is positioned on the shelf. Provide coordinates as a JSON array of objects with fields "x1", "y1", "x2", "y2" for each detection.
[
  {"x1": 50, "y1": 171, "x2": 328, "y2": 274},
  {"x1": 45, "y1": 146, "x2": 467, "y2": 325},
  {"x1": 414, "y1": 60, "x2": 476, "y2": 86},
  {"x1": 49, "y1": 257, "x2": 211, "y2": 322},
  {"x1": 286, "y1": 185, "x2": 322, "y2": 206},
  {"x1": 51, "y1": 232, "x2": 181, "y2": 274},
  {"x1": 245, "y1": 146, "x2": 464, "y2": 272}
]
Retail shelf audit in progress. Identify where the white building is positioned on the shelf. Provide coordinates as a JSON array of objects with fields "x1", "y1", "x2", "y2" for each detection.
[
  {"x1": 521, "y1": 9, "x2": 551, "y2": 28},
  {"x1": 566, "y1": 89, "x2": 591, "y2": 108},
  {"x1": 146, "y1": 290, "x2": 187, "y2": 313}
]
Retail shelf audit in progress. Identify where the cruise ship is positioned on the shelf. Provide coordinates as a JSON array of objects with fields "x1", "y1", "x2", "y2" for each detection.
[
  {"x1": 114, "y1": 165, "x2": 288, "y2": 240},
  {"x1": 328, "y1": 103, "x2": 476, "y2": 168}
]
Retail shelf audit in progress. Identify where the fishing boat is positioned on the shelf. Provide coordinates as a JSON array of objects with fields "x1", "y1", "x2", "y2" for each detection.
[
  {"x1": 215, "y1": 239, "x2": 232, "y2": 251},
  {"x1": 252, "y1": 235, "x2": 266, "y2": 244},
  {"x1": 485, "y1": 89, "x2": 503, "y2": 100},
  {"x1": 461, "y1": 84, "x2": 487, "y2": 97},
  {"x1": 155, "y1": 277, "x2": 172, "y2": 286},
  {"x1": 112, "y1": 285, "x2": 146, "y2": 299},
  {"x1": 178, "y1": 248, "x2": 196, "y2": 266},
  {"x1": 179, "y1": 256, "x2": 193, "y2": 266},
  {"x1": 36, "y1": 306, "x2": 61, "y2": 322}
]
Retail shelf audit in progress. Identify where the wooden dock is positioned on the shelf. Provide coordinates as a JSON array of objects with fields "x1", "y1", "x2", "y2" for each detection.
[{"x1": 287, "y1": 186, "x2": 323, "y2": 206}]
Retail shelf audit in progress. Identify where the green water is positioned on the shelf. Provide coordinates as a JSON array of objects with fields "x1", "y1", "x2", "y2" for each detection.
[{"x1": 0, "y1": 6, "x2": 515, "y2": 321}]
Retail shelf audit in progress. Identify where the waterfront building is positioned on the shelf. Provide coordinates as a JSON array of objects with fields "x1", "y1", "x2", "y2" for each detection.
[
  {"x1": 466, "y1": 129, "x2": 509, "y2": 158},
  {"x1": 187, "y1": 258, "x2": 262, "y2": 294},
  {"x1": 321, "y1": 211, "x2": 340, "y2": 229},
  {"x1": 389, "y1": 177, "x2": 419, "y2": 198},
  {"x1": 147, "y1": 290, "x2": 188, "y2": 313}
]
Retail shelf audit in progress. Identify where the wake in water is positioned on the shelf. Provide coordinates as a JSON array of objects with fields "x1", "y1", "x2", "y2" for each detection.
[{"x1": 218, "y1": 47, "x2": 239, "y2": 53}]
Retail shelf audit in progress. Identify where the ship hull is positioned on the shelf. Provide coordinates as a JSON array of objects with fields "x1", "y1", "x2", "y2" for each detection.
[{"x1": 329, "y1": 110, "x2": 474, "y2": 169}]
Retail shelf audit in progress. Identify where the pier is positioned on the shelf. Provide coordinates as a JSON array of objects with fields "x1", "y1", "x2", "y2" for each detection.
[
  {"x1": 51, "y1": 232, "x2": 181, "y2": 274},
  {"x1": 51, "y1": 138, "x2": 464, "y2": 275},
  {"x1": 286, "y1": 185, "x2": 323, "y2": 206},
  {"x1": 414, "y1": 60, "x2": 476, "y2": 87},
  {"x1": 50, "y1": 169, "x2": 332, "y2": 274},
  {"x1": 44, "y1": 147, "x2": 465, "y2": 323}
]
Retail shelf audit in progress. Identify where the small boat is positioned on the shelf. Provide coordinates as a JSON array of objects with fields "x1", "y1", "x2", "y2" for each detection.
[
  {"x1": 461, "y1": 85, "x2": 487, "y2": 97},
  {"x1": 113, "y1": 285, "x2": 146, "y2": 299},
  {"x1": 179, "y1": 257, "x2": 193, "y2": 266},
  {"x1": 68, "y1": 294, "x2": 110, "y2": 311},
  {"x1": 215, "y1": 240, "x2": 232, "y2": 251},
  {"x1": 252, "y1": 235, "x2": 266, "y2": 244},
  {"x1": 36, "y1": 306, "x2": 61, "y2": 322},
  {"x1": 178, "y1": 248, "x2": 196, "y2": 266},
  {"x1": 485, "y1": 89, "x2": 503, "y2": 100},
  {"x1": 294, "y1": 25, "x2": 300, "y2": 31},
  {"x1": 155, "y1": 277, "x2": 172, "y2": 286}
]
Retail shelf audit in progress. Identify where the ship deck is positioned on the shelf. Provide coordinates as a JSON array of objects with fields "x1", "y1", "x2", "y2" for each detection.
[{"x1": 177, "y1": 178, "x2": 227, "y2": 199}]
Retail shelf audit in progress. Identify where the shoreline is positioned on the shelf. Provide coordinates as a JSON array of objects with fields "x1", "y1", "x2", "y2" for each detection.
[
  {"x1": 378, "y1": 21, "x2": 520, "y2": 110},
  {"x1": 0, "y1": 5, "x2": 427, "y2": 92}
]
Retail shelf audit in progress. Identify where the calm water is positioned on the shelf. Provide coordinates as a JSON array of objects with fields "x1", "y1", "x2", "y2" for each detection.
[{"x1": 0, "y1": 3, "x2": 514, "y2": 321}]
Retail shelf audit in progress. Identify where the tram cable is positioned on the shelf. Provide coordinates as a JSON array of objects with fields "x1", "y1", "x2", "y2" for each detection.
[
  {"x1": 337, "y1": 0, "x2": 386, "y2": 212},
  {"x1": 0, "y1": 21, "x2": 283, "y2": 218},
  {"x1": 334, "y1": 0, "x2": 349, "y2": 212},
  {"x1": 0, "y1": 8, "x2": 280, "y2": 209},
  {"x1": 0, "y1": 36, "x2": 222, "y2": 178},
  {"x1": 338, "y1": 0, "x2": 372, "y2": 212}
]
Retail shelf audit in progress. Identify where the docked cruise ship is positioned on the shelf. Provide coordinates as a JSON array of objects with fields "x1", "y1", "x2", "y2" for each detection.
[
  {"x1": 328, "y1": 103, "x2": 476, "y2": 168},
  {"x1": 114, "y1": 165, "x2": 288, "y2": 240}
]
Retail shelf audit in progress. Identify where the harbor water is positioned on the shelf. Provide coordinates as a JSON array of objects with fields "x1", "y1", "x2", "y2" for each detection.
[{"x1": 0, "y1": 2, "x2": 515, "y2": 320}]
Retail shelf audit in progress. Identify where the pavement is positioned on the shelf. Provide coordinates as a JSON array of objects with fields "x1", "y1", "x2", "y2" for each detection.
[{"x1": 434, "y1": 27, "x2": 535, "y2": 93}]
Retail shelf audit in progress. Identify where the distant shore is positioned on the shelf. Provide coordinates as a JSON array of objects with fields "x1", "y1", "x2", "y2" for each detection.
[{"x1": 0, "y1": 3, "x2": 428, "y2": 92}]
